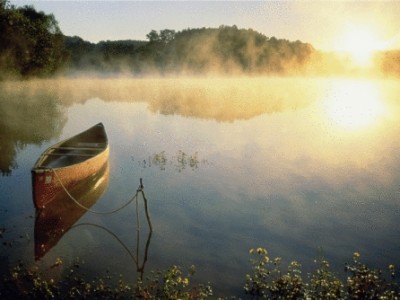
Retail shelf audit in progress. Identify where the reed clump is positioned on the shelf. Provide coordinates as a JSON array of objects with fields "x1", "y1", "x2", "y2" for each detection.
[{"x1": 1, "y1": 249, "x2": 398, "y2": 299}]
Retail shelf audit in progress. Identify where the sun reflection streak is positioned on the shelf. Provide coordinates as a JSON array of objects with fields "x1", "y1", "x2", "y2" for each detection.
[{"x1": 323, "y1": 80, "x2": 386, "y2": 130}]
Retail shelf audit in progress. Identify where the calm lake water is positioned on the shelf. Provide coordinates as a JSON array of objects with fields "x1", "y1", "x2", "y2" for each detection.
[{"x1": 1, "y1": 77, "x2": 399, "y2": 297}]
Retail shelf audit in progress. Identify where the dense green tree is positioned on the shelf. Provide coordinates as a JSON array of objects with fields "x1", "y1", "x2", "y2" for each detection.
[
  {"x1": 63, "y1": 36, "x2": 145, "y2": 74},
  {"x1": 146, "y1": 30, "x2": 160, "y2": 43},
  {"x1": 140, "y1": 26, "x2": 315, "y2": 75},
  {"x1": 0, "y1": 0, "x2": 66, "y2": 78}
]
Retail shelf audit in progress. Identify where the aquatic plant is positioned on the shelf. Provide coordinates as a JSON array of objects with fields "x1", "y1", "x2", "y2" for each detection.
[
  {"x1": 1, "y1": 249, "x2": 398, "y2": 299},
  {"x1": 306, "y1": 257, "x2": 344, "y2": 299},
  {"x1": 244, "y1": 248, "x2": 304, "y2": 299},
  {"x1": 135, "y1": 265, "x2": 212, "y2": 300},
  {"x1": 0, "y1": 259, "x2": 212, "y2": 300},
  {"x1": 244, "y1": 248, "x2": 399, "y2": 299},
  {"x1": 344, "y1": 252, "x2": 399, "y2": 299}
]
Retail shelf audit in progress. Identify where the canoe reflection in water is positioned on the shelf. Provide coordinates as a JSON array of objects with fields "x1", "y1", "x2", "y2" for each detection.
[
  {"x1": 33, "y1": 123, "x2": 153, "y2": 278},
  {"x1": 33, "y1": 162, "x2": 153, "y2": 279},
  {"x1": 34, "y1": 161, "x2": 110, "y2": 260}
]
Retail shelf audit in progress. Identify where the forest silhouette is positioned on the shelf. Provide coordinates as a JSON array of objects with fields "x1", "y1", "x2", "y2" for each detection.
[{"x1": 1, "y1": 0, "x2": 400, "y2": 79}]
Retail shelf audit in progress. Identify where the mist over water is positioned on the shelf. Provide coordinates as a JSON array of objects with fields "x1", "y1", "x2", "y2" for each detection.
[{"x1": 1, "y1": 76, "x2": 400, "y2": 296}]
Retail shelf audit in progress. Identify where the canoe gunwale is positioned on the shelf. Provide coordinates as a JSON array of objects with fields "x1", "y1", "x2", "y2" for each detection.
[
  {"x1": 31, "y1": 123, "x2": 109, "y2": 209},
  {"x1": 32, "y1": 147, "x2": 109, "y2": 172},
  {"x1": 32, "y1": 123, "x2": 108, "y2": 172}
]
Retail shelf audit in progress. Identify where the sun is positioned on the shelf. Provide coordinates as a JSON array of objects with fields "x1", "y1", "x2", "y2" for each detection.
[{"x1": 338, "y1": 26, "x2": 384, "y2": 67}]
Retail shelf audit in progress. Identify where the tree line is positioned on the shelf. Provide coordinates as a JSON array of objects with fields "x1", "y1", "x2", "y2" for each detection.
[
  {"x1": 62, "y1": 26, "x2": 316, "y2": 76},
  {"x1": 0, "y1": 0, "x2": 66, "y2": 79},
  {"x1": 1, "y1": 1, "x2": 399, "y2": 79}
]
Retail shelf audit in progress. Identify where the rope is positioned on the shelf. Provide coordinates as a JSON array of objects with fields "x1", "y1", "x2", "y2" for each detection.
[
  {"x1": 48, "y1": 167, "x2": 145, "y2": 215},
  {"x1": 69, "y1": 222, "x2": 153, "y2": 279},
  {"x1": 71, "y1": 222, "x2": 138, "y2": 265},
  {"x1": 40, "y1": 168, "x2": 154, "y2": 278}
]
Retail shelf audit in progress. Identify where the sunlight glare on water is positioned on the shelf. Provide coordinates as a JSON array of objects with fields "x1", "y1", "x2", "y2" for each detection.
[{"x1": 322, "y1": 79, "x2": 386, "y2": 130}]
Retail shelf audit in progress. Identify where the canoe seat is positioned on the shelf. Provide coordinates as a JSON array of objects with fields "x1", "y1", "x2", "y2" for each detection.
[
  {"x1": 45, "y1": 152, "x2": 97, "y2": 157},
  {"x1": 77, "y1": 142, "x2": 106, "y2": 148},
  {"x1": 51, "y1": 146, "x2": 103, "y2": 151}
]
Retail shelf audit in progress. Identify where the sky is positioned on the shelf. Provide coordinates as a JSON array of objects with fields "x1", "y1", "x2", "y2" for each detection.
[{"x1": 9, "y1": 1, "x2": 400, "y2": 51}]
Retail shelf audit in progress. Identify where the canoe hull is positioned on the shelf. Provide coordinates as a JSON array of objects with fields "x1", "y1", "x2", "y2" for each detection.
[
  {"x1": 34, "y1": 161, "x2": 110, "y2": 260},
  {"x1": 31, "y1": 123, "x2": 109, "y2": 209}
]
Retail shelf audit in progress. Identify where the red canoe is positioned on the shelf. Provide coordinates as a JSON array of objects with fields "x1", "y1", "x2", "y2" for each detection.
[
  {"x1": 34, "y1": 161, "x2": 109, "y2": 260},
  {"x1": 31, "y1": 123, "x2": 109, "y2": 209}
]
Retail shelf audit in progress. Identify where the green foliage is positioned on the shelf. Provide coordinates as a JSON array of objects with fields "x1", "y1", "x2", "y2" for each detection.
[
  {"x1": 63, "y1": 36, "x2": 146, "y2": 74},
  {"x1": 244, "y1": 248, "x2": 304, "y2": 299},
  {"x1": 306, "y1": 258, "x2": 344, "y2": 299},
  {"x1": 1, "y1": 260, "x2": 212, "y2": 300},
  {"x1": 61, "y1": 26, "x2": 316, "y2": 76},
  {"x1": 0, "y1": 1, "x2": 67, "y2": 79},
  {"x1": 0, "y1": 2, "x2": 317, "y2": 77},
  {"x1": 2, "y1": 2, "x2": 400, "y2": 78},
  {"x1": 0, "y1": 84, "x2": 66, "y2": 175},
  {"x1": 244, "y1": 248, "x2": 399, "y2": 300},
  {"x1": 344, "y1": 252, "x2": 399, "y2": 299},
  {"x1": 146, "y1": 29, "x2": 176, "y2": 44},
  {"x1": 1, "y1": 250, "x2": 399, "y2": 299},
  {"x1": 135, "y1": 265, "x2": 212, "y2": 299},
  {"x1": 139, "y1": 26, "x2": 315, "y2": 75}
]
